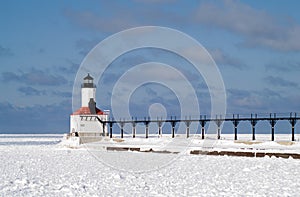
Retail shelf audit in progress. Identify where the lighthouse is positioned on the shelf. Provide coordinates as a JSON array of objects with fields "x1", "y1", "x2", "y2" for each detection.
[{"x1": 70, "y1": 74, "x2": 109, "y2": 139}]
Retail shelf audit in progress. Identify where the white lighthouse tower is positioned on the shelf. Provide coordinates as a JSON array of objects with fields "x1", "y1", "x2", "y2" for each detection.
[
  {"x1": 81, "y1": 73, "x2": 96, "y2": 107},
  {"x1": 70, "y1": 74, "x2": 109, "y2": 141}
]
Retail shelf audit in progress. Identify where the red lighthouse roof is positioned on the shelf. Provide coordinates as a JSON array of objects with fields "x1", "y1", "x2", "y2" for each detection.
[{"x1": 72, "y1": 107, "x2": 104, "y2": 115}]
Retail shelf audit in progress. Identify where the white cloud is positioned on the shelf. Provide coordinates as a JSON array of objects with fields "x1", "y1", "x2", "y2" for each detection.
[
  {"x1": 64, "y1": 8, "x2": 138, "y2": 33},
  {"x1": 195, "y1": 0, "x2": 300, "y2": 51},
  {"x1": 208, "y1": 48, "x2": 246, "y2": 69}
]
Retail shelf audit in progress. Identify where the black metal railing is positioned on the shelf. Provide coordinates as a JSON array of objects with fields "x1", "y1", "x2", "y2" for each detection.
[{"x1": 80, "y1": 112, "x2": 299, "y2": 141}]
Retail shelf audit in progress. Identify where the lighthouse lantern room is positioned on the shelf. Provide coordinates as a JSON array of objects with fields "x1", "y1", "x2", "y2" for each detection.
[{"x1": 70, "y1": 74, "x2": 109, "y2": 137}]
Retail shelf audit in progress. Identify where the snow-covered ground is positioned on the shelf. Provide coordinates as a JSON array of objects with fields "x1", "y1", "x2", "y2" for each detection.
[{"x1": 1, "y1": 134, "x2": 300, "y2": 196}]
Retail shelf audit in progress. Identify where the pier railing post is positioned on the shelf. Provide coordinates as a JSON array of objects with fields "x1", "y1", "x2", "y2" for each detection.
[
  {"x1": 109, "y1": 121, "x2": 113, "y2": 138},
  {"x1": 120, "y1": 120, "x2": 125, "y2": 138},
  {"x1": 292, "y1": 124, "x2": 295, "y2": 141},
  {"x1": 170, "y1": 116, "x2": 177, "y2": 138},
  {"x1": 269, "y1": 113, "x2": 277, "y2": 141},
  {"x1": 232, "y1": 114, "x2": 240, "y2": 140},
  {"x1": 146, "y1": 124, "x2": 149, "y2": 138},
  {"x1": 133, "y1": 124, "x2": 136, "y2": 138},
  {"x1": 215, "y1": 115, "x2": 223, "y2": 140},
  {"x1": 289, "y1": 113, "x2": 297, "y2": 141},
  {"x1": 234, "y1": 123, "x2": 238, "y2": 140},
  {"x1": 172, "y1": 122, "x2": 176, "y2": 138},
  {"x1": 157, "y1": 119, "x2": 162, "y2": 138},
  {"x1": 185, "y1": 117, "x2": 191, "y2": 138},
  {"x1": 200, "y1": 115, "x2": 206, "y2": 140},
  {"x1": 250, "y1": 114, "x2": 258, "y2": 141},
  {"x1": 144, "y1": 117, "x2": 150, "y2": 138},
  {"x1": 132, "y1": 117, "x2": 136, "y2": 138}
]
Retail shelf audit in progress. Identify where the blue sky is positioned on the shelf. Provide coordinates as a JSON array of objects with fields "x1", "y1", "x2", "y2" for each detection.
[{"x1": 1, "y1": 0, "x2": 300, "y2": 134}]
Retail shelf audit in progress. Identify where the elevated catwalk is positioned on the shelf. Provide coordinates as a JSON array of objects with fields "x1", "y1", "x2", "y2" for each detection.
[{"x1": 81, "y1": 112, "x2": 299, "y2": 141}]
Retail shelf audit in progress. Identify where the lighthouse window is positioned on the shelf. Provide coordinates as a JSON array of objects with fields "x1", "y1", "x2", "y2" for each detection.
[
  {"x1": 84, "y1": 79, "x2": 92, "y2": 84},
  {"x1": 84, "y1": 79, "x2": 91, "y2": 83}
]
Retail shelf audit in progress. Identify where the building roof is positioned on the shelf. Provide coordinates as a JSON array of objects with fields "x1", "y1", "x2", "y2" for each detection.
[
  {"x1": 72, "y1": 107, "x2": 104, "y2": 115},
  {"x1": 84, "y1": 73, "x2": 93, "y2": 80}
]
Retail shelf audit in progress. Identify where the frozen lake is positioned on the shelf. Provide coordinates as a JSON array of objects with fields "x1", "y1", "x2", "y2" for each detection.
[{"x1": 1, "y1": 134, "x2": 300, "y2": 196}]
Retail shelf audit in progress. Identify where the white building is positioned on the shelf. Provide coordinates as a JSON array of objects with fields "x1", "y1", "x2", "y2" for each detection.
[{"x1": 70, "y1": 74, "x2": 109, "y2": 137}]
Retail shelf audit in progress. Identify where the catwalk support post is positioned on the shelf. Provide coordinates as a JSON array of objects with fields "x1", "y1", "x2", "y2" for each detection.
[
  {"x1": 200, "y1": 115, "x2": 207, "y2": 140},
  {"x1": 250, "y1": 114, "x2": 258, "y2": 141},
  {"x1": 289, "y1": 113, "x2": 297, "y2": 141},
  {"x1": 269, "y1": 113, "x2": 277, "y2": 141},
  {"x1": 232, "y1": 114, "x2": 240, "y2": 140},
  {"x1": 185, "y1": 116, "x2": 191, "y2": 138}
]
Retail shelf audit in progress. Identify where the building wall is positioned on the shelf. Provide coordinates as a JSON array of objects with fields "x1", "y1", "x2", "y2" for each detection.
[{"x1": 70, "y1": 114, "x2": 108, "y2": 136}]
